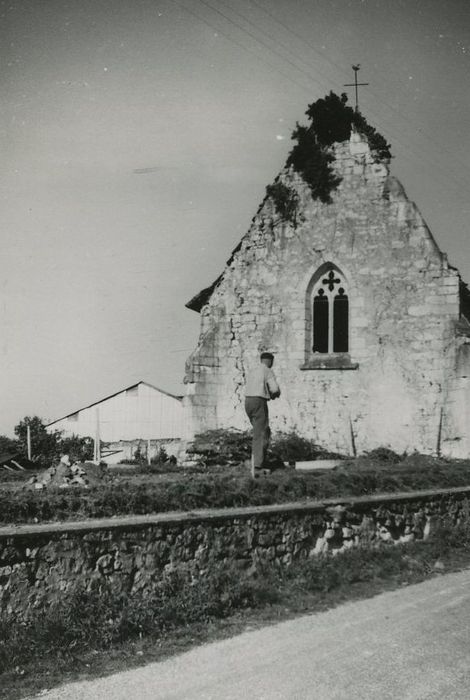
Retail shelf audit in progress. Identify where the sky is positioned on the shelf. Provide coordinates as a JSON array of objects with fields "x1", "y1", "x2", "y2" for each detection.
[{"x1": 1, "y1": 0, "x2": 469, "y2": 435}]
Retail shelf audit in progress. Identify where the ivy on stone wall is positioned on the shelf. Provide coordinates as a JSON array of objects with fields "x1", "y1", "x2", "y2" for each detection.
[
  {"x1": 265, "y1": 181, "x2": 299, "y2": 224},
  {"x1": 286, "y1": 125, "x2": 342, "y2": 204},
  {"x1": 286, "y1": 91, "x2": 391, "y2": 204},
  {"x1": 305, "y1": 92, "x2": 391, "y2": 160}
]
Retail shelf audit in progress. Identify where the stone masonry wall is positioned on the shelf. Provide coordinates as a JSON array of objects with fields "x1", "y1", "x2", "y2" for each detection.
[
  {"x1": 1, "y1": 486, "x2": 470, "y2": 621},
  {"x1": 184, "y1": 131, "x2": 468, "y2": 457}
]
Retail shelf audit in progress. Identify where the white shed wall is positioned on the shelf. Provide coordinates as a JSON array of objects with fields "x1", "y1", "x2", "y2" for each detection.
[{"x1": 48, "y1": 384, "x2": 184, "y2": 441}]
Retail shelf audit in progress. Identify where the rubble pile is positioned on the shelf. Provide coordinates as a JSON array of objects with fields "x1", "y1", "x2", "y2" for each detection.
[{"x1": 27, "y1": 457, "x2": 107, "y2": 490}]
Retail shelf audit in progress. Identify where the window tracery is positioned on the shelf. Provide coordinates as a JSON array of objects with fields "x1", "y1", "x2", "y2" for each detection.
[{"x1": 312, "y1": 266, "x2": 349, "y2": 354}]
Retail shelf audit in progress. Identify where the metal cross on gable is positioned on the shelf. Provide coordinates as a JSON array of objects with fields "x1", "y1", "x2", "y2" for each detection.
[
  {"x1": 322, "y1": 269, "x2": 341, "y2": 291},
  {"x1": 344, "y1": 64, "x2": 369, "y2": 113}
]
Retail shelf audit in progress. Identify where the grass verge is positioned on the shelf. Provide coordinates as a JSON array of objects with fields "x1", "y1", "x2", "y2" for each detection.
[
  {"x1": 2, "y1": 456, "x2": 470, "y2": 525},
  {"x1": 1, "y1": 522, "x2": 470, "y2": 699}
]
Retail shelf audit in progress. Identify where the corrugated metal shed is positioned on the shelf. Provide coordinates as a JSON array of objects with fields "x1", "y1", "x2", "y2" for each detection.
[{"x1": 46, "y1": 381, "x2": 185, "y2": 442}]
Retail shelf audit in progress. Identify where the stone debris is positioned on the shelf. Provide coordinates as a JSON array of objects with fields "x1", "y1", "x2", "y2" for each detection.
[{"x1": 26, "y1": 455, "x2": 107, "y2": 490}]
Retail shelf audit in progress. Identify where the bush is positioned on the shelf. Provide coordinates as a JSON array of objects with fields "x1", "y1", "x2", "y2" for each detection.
[
  {"x1": 151, "y1": 446, "x2": 169, "y2": 465},
  {"x1": 58, "y1": 435, "x2": 94, "y2": 463},
  {"x1": 287, "y1": 124, "x2": 342, "y2": 203},
  {"x1": 5, "y1": 415, "x2": 94, "y2": 468},
  {"x1": 187, "y1": 429, "x2": 343, "y2": 467},
  {"x1": 284, "y1": 91, "x2": 391, "y2": 205},
  {"x1": 187, "y1": 429, "x2": 252, "y2": 466},
  {"x1": 270, "y1": 432, "x2": 343, "y2": 462},
  {"x1": 14, "y1": 416, "x2": 60, "y2": 468},
  {"x1": 363, "y1": 447, "x2": 402, "y2": 464},
  {"x1": 305, "y1": 92, "x2": 391, "y2": 160}
]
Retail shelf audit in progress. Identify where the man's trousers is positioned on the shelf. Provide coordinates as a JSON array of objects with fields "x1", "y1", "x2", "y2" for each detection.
[{"x1": 245, "y1": 396, "x2": 270, "y2": 469}]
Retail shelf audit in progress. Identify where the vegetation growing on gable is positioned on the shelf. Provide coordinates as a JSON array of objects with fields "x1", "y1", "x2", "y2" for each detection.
[
  {"x1": 265, "y1": 181, "x2": 299, "y2": 224},
  {"x1": 286, "y1": 124, "x2": 342, "y2": 204},
  {"x1": 284, "y1": 91, "x2": 391, "y2": 205},
  {"x1": 305, "y1": 92, "x2": 391, "y2": 160},
  {"x1": 460, "y1": 279, "x2": 470, "y2": 323}
]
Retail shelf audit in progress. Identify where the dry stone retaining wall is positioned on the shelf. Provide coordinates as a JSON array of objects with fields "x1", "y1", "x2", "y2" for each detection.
[{"x1": 1, "y1": 486, "x2": 470, "y2": 621}]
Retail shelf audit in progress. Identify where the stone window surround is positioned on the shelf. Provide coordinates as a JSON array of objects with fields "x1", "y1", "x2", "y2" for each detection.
[
  {"x1": 300, "y1": 354, "x2": 359, "y2": 371},
  {"x1": 303, "y1": 261, "x2": 358, "y2": 370}
]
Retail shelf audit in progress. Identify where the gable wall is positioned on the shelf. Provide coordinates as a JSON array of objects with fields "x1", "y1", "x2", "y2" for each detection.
[{"x1": 184, "y1": 133, "x2": 464, "y2": 456}]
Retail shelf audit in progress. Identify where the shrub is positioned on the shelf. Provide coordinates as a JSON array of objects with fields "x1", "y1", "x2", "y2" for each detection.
[
  {"x1": 58, "y1": 435, "x2": 94, "y2": 463},
  {"x1": 14, "y1": 416, "x2": 60, "y2": 468},
  {"x1": 151, "y1": 446, "x2": 169, "y2": 465},
  {"x1": 7, "y1": 415, "x2": 94, "y2": 468},
  {"x1": 187, "y1": 429, "x2": 252, "y2": 466},
  {"x1": 305, "y1": 91, "x2": 391, "y2": 160},
  {"x1": 287, "y1": 124, "x2": 341, "y2": 203},
  {"x1": 363, "y1": 447, "x2": 402, "y2": 464},
  {"x1": 285, "y1": 91, "x2": 391, "y2": 205},
  {"x1": 187, "y1": 429, "x2": 343, "y2": 467},
  {"x1": 270, "y1": 432, "x2": 344, "y2": 462}
]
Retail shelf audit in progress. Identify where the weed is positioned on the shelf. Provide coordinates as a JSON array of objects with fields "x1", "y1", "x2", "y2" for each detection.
[
  {"x1": 1, "y1": 456, "x2": 470, "y2": 525},
  {"x1": 265, "y1": 181, "x2": 299, "y2": 224},
  {"x1": 0, "y1": 562, "x2": 278, "y2": 674}
]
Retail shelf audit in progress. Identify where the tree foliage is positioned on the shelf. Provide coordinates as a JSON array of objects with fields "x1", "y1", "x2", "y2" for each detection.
[
  {"x1": 58, "y1": 435, "x2": 94, "y2": 463},
  {"x1": 14, "y1": 416, "x2": 59, "y2": 467},
  {"x1": 0, "y1": 435, "x2": 20, "y2": 456},
  {"x1": 5, "y1": 415, "x2": 94, "y2": 467}
]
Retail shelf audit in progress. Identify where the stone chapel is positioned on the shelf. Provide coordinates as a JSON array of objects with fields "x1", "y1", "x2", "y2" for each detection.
[{"x1": 183, "y1": 94, "x2": 470, "y2": 458}]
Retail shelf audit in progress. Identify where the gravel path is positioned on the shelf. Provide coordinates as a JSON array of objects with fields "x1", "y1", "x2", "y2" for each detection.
[{"x1": 32, "y1": 569, "x2": 470, "y2": 700}]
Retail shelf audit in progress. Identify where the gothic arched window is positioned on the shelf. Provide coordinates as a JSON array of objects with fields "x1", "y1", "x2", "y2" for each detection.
[{"x1": 311, "y1": 267, "x2": 349, "y2": 354}]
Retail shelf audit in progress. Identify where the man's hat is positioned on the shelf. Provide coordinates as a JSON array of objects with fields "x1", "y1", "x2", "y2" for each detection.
[{"x1": 260, "y1": 352, "x2": 274, "y2": 361}]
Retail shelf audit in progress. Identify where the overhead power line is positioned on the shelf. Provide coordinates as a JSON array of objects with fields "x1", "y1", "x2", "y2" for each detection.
[
  {"x1": 199, "y1": 0, "x2": 331, "y2": 88},
  {"x1": 177, "y1": 0, "x2": 468, "y2": 200},
  {"x1": 210, "y1": 0, "x2": 469, "y2": 197},
  {"x1": 246, "y1": 0, "x2": 470, "y2": 183},
  {"x1": 175, "y1": 0, "x2": 313, "y2": 93}
]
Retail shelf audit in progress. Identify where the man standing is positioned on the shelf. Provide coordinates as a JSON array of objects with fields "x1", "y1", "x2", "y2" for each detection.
[{"x1": 245, "y1": 352, "x2": 280, "y2": 477}]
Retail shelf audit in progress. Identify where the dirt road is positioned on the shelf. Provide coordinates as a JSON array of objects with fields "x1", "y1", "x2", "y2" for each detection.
[{"x1": 32, "y1": 569, "x2": 470, "y2": 699}]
